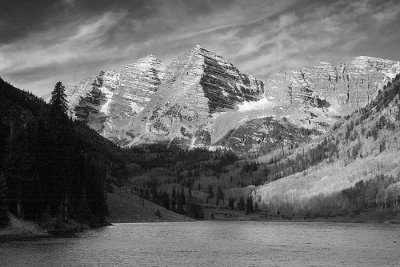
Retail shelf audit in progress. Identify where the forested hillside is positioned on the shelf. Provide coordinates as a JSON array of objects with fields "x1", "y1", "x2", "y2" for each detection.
[
  {"x1": 121, "y1": 74, "x2": 400, "y2": 221},
  {"x1": 253, "y1": 74, "x2": 400, "y2": 219},
  {"x1": 0, "y1": 78, "x2": 128, "y2": 229},
  {"x1": 2, "y1": 73, "x2": 399, "y2": 226}
]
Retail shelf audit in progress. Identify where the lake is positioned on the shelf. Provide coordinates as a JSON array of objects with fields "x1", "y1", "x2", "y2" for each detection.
[{"x1": 1, "y1": 221, "x2": 400, "y2": 266}]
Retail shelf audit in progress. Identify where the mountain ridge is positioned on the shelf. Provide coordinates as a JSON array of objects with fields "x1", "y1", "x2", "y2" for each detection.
[{"x1": 64, "y1": 46, "x2": 400, "y2": 153}]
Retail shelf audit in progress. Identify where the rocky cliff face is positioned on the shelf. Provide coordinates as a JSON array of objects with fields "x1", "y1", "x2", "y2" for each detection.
[
  {"x1": 66, "y1": 70, "x2": 119, "y2": 132},
  {"x1": 127, "y1": 45, "x2": 265, "y2": 147},
  {"x1": 265, "y1": 56, "x2": 400, "y2": 113},
  {"x1": 65, "y1": 55, "x2": 165, "y2": 145},
  {"x1": 66, "y1": 47, "x2": 400, "y2": 154},
  {"x1": 218, "y1": 56, "x2": 400, "y2": 153}
]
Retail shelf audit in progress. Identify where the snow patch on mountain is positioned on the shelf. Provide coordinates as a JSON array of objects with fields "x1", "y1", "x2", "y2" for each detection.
[{"x1": 237, "y1": 97, "x2": 274, "y2": 112}]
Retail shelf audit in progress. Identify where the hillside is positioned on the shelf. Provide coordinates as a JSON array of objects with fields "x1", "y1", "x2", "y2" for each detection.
[
  {"x1": 108, "y1": 186, "x2": 191, "y2": 223},
  {"x1": 253, "y1": 74, "x2": 400, "y2": 218},
  {"x1": 3, "y1": 61, "x2": 400, "y2": 226},
  {"x1": 0, "y1": 79, "x2": 157, "y2": 229},
  {"x1": 121, "y1": 74, "x2": 400, "y2": 221}
]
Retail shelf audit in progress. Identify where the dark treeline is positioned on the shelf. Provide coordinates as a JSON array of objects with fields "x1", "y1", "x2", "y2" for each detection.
[
  {"x1": 0, "y1": 78, "x2": 128, "y2": 228},
  {"x1": 124, "y1": 145, "x2": 239, "y2": 219},
  {"x1": 127, "y1": 145, "x2": 238, "y2": 171},
  {"x1": 137, "y1": 183, "x2": 205, "y2": 219}
]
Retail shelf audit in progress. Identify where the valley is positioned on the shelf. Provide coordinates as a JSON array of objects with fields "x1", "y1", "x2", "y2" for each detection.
[{"x1": 2, "y1": 46, "x2": 400, "y2": 233}]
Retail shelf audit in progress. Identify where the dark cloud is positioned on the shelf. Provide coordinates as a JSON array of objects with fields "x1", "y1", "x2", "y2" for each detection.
[
  {"x1": 1, "y1": 0, "x2": 400, "y2": 96},
  {"x1": 0, "y1": 0, "x2": 61, "y2": 43}
]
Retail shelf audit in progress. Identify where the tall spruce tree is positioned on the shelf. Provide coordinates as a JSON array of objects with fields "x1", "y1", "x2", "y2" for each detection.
[
  {"x1": 0, "y1": 173, "x2": 9, "y2": 228},
  {"x1": 163, "y1": 191, "x2": 170, "y2": 210},
  {"x1": 207, "y1": 184, "x2": 214, "y2": 199},
  {"x1": 216, "y1": 186, "x2": 224, "y2": 205},
  {"x1": 180, "y1": 187, "x2": 185, "y2": 205},
  {"x1": 50, "y1": 82, "x2": 68, "y2": 114},
  {"x1": 171, "y1": 187, "x2": 177, "y2": 211}
]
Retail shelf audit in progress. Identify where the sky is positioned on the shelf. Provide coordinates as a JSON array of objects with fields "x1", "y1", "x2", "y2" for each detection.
[{"x1": 1, "y1": 0, "x2": 400, "y2": 97}]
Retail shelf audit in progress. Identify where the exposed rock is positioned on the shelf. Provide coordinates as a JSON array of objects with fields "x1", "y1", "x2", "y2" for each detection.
[
  {"x1": 216, "y1": 117, "x2": 319, "y2": 154},
  {"x1": 65, "y1": 56, "x2": 165, "y2": 145},
  {"x1": 265, "y1": 56, "x2": 400, "y2": 113},
  {"x1": 128, "y1": 45, "x2": 265, "y2": 147},
  {"x1": 66, "y1": 47, "x2": 400, "y2": 154},
  {"x1": 217, "y1": 56, "x2": 400, "y2": 153},
  {"x1": 68, "y1": 70, "x2": 119, "y2": 132}
]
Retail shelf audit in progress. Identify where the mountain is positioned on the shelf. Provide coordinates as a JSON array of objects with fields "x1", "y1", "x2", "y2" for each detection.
[
  {"x1": 65, "y1": 55, "x2": 165, "y2": 146},
  {"x1": 252, "y1": 74, "x2": 400, "y2": 217},
  {"x1": 66, "y1": 46, "x2": 400, "y2": 154},
  {"x1": 266, "y1": 56, "x2": 400, "y2": 113},
  {"x1": 217, "y1": 56, "x2": 400, "y2": 153},
  {"x1": 128, "y1": 45, "x2": 265, "y2": 148}
]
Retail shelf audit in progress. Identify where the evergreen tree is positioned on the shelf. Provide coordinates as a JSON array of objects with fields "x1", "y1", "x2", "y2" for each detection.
[
  {"x1": 180, "y1": 187, "x2": 186, "y2": 205},
  {"x1": 207, "y1": 184, "x2": 214, "y2": 199},
  {"x1": 188, "y1": 186, "x2": 192, "y2": 196},
  {"x1": 0, "y1": 173, "x2": 9, "y2": 228},
  {"x1": 163, "y1": 191, "x2": 170, "y2": 210},
  {"x1": 216, "y1": 186, "x2": 224, "y2": 205},
  {"x1": 254, "y1": 202, "x2": 259, "y2": 213},
  {"x1": 228, "y1": 198, "x2": 235, "y2": 210},
  {"x1": 50, "y1": 82, "x2": 68, "y2": 114},
  {"x1": 144, "y1": 189, "x2": 150, "y2": 200},
  {"x1": 245, "y1": 196, "x2": 254, "y2": 215},
  {"x1": 171, "y1": 186, "x2": 176, "y2": 211},
  {"x1": 237, "y1": 196, "x2": 245, "y2": 211},
  {"x1": 185, "y1": 197, "x2": 204, "y2": 219},
  {"x1": 176, "y1": 196, "x2": 184, "y2": 215}
]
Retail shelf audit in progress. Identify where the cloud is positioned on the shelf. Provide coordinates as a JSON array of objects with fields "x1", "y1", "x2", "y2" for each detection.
[
  {"x1": 62, "y1": 0, "x2": 75, "y2": 6},
  {"x1": 0, "y1": 11, "x2": 127, "y2": 72},
  {"x1": 1, "y1": 0, "x2": 400, "y2": 96}
]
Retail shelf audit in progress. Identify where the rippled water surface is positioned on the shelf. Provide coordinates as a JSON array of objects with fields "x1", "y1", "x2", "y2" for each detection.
[{"x1": 1, "y1": 221, "x2": 400, "y2": 266}]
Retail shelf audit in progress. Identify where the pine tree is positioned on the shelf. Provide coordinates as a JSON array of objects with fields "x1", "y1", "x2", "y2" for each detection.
[
  {"x1": 50, "y1": 82, "x2": 68, "y2": 114},
  {"x1": 216, "y1": 186, "x2": 224, "y2": 205},
  {"x1": 171, "y1": 186, "x2": 176, "y2": 211},
  {"x1": 228, "y1": 198, "x2": 235, "y2": 210},
  {"x1": 188, "y1": 186, "x2": 192, "y2": 196},
  {"x1": 163, "y1": 191, "x2": 170, "y2": 210},
  {"x1": 180, "y1": 187, "x2": 185, "y2": 205},
  {"x1": 175, "y1": 187, "x2": 185, "y2": 214},
  {"x1": 238, "y1": 197, "x2": 245, "y2": 211},
  {"x1": 245, "y1": 195, "x2": 253, "y2": 215},
  {"x1": 207, "y1": 184, "x2": 214, "y2": 199},
  {"x1": 0, "y1": 173, "x2": 9, "y2": 228}
]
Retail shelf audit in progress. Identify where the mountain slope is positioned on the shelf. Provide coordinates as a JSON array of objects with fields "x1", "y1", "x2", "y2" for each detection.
[
  {"x1": 253, "y1": 74, "x2": 400, "y2": 215},
  {"x1": 265, "y1": 56, "x2": 400, "y2": 112},
  {"x1": 66, "y1": 56, "x2": 165, "y2": 146},
  {"x1": 128, "y1": 45, "x2": 265, "y2": 148},
  {"x1": 212, "y1": 56, "x2": 400, "y2": 154},
  {"x1": 0, "y1": 77, "x2": 129, "y2": 227},
  {"x1": 65, "y1": 47, "x2": 400, "y2": 155},
  {"x1": 107, "y1": 186, "x2": 191, "y2": 223}
]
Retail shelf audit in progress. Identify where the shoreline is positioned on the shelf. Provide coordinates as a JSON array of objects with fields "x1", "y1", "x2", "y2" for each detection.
[
  {"x1": 211, "y1": 216, "x2": 400, "y2": 224},
  {"x1": 208, "y1": 209, "x2": 400, "y2": 225},
  {"x1": 2, "y1": 212, "x2": 399, "y2": 241}
]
